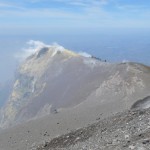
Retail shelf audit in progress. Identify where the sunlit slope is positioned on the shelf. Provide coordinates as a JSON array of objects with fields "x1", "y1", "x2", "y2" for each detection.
[{"x1": 1, "y1": 45, "x2": 150, "y2": 129}]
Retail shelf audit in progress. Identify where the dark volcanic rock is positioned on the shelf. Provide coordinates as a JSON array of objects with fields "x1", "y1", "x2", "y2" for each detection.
[
  {"x1": 37, "y1": 47, "x2": 49, "y2": 58},
  {"x1": 131, "y1": 96, "x2": 150, "y2": 110}
]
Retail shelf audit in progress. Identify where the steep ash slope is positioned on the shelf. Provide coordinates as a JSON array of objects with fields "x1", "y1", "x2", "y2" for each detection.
[
  {"x1": 35, "y1": 108, "x2": 150, "y2": 150},
  {"x1": 1, "y1": 45, "x2": 150, "y2": 129}
]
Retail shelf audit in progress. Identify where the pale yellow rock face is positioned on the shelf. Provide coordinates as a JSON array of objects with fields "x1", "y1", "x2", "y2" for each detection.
[
  {"x1": 64, "y1": 49, "x2": 79, "y2": 57},
  {"x1": 20, "y1": 46, "x2": 79, "y2": 76},
  {"x1": 5, "y1": 104, "x2": 17, "y2": 120},
  {"x1": 0, "y1": 46, "x2": 80, "y2": 128}
]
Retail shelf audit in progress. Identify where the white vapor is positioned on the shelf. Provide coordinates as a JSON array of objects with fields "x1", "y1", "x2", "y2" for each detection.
[
  {"x1": 15, "y1": 40, "x2": 49, "y2": 61},
  {"x1": 79, "y1": 52, "x2": 92, "y2": 58},
  {"x1": 15, "y1": 40, "x2": 92, "y2": 61},
  {"x1": 14, "y1": 40, "x2": 65, "y2": 61},
  {"x1": 122, "y1": 59, "x2": 129, "y2": 63}
]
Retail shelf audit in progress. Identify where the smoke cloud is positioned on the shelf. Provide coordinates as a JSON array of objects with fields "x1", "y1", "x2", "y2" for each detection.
[
  {"x1": 15, "y1": 40, "x2": 92, "y2": 62},
  {"x1": 122, "y1": 59, "x2": 129, "y2": 63},
  {"x1": 14, "y1": 40, "x2": 65, "y2": 61},
  {"x1": 78, "y1": 52, "x2": 92, "y2": 58},
  {"x1": 14, "y1": 40, "x2": 50, "y2": 61}
]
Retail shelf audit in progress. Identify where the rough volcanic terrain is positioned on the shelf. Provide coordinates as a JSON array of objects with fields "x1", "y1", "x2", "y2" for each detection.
[{"x1": 34, "y1": 108, "x2": 150, "y2": 150}]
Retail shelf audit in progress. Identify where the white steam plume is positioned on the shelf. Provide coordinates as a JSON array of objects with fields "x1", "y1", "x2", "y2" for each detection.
[
  {"x1": 14, "y1": 40, "x2": 64, "y2": 61},
  {"x1": 15, "y1": 40, "x2": 93, "y2": 61},
  {"x1": 78, "y1": 52, "x2": 92, "y2": 58},
  {"x1": 15, "y1": 40, "x2": 50, "y2": 61},
  {"x1": 122, "y1": 59, "x2": 129, "y2": 63}
]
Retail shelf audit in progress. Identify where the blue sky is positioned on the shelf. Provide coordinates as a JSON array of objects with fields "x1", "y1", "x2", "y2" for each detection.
[
  {"x1": 0, "y1": 0, "x2": 150, "y2": 34},
  {"x1": 0, "y1": 0, "x2": 150, "y2": 82}
]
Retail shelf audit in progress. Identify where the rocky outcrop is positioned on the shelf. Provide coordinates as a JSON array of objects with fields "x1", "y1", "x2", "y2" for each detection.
[{"x1": 131, "y1": 96, "x2": 150, "y2": 110}]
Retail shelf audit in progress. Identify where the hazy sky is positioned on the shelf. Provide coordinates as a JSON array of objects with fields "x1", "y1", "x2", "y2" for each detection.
[
  {"x1": 0, "y1": 0, "x2": 150, "y2": 34},
  {"x1": 0, "y1": 0, "x2": 150, "y2": 82}
]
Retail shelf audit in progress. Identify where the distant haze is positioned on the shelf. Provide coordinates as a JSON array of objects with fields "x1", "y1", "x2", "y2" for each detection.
[
  {"x1": 0, "y1": 29, "x2": 150, "y2": 82},
  {"x1": 0, "y1": 0, "x2": 150, "y2": 83}
]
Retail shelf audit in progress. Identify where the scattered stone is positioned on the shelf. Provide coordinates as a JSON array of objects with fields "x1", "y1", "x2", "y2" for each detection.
[{"x1": 35, "y1": 108, "x2": 150, "y2": 150}]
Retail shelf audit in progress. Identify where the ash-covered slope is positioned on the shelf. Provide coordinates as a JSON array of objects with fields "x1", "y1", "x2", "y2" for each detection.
[
  {"x1": 35, "y1": 108, "x2": 150, "y2": 150},
  {"x1": 1, "y1": 45, "x2": 150, "y2": 129}
]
